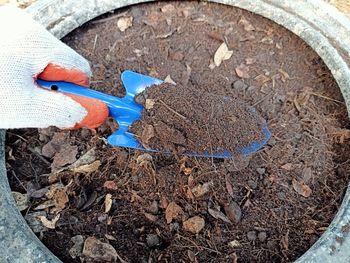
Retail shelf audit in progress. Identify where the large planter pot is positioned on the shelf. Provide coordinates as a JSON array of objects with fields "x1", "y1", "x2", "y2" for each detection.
[{"x1": 1, "y1": 0, "x2": 350, "y2": 262}]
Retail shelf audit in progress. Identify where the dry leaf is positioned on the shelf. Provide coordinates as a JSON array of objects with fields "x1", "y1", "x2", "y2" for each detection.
[
  {"x1": 45, "y1": 183, "x2": 69, "y2": 210},
  {"x1": 72, "y1": 160, "x2": 101, "y2": 173},
  {"x1": 225, "y1": 175, "x2": 234, "y2": 197},
  {"x1": 69, "y1": 235, "x2": 84, "y2": 259},
  {"x1": 12, "y1": 191, "x2": 29, "y2": 211},
  {"x1": 235, "y1": 64, "x2": 250, "y2": 78},
  {"x1": 278, "y1": 69, "x2": 290, "y2": 82},
  {"x1": 245, "y1": 57, "x2": 256, "y2": 65},
  {"x1": 185, "y1": 188, "x2": 194, "y2": 200},
  {"x1": 53, "y1": 188, "x2": 69, "y2": 210},
  {"x1": 292, "y1": 178, "x2": 312, "y2": 197},
  {"x1": 160, "y1": 196, "x2": 169, "y2": 209},
  {"x1": 231, "y1": 253, "x2": 238, "y2": 263},
  {"x1": 164, "y1": 75, "x2": 177, "y2": 85},
  {"x1": 183, "y1": 216, "x2": 205, "y2": 234},
  {"x1": 294, "y1": 86, "x2": 312, "y2": 112},
  {"x1": 136, "y1": 153, "x2": 153, "y2": 167},
  {"x1": 52, "y1": 145, "x2": 78, "y2": 169},
  {"x1": 117, "y1": 16, "x2": 133, "y2": 32},
  {"x1": 281, "y1": 163, "x2": 293, "y2": 170},
  {"x1": 25, "y1": 211, "x2": 47, "y2": 233},
  {"x1": 104, "y1": 193, "x2": 113, "y2": 213},
  {"x1": 281, "y1": 231, "x2": 289, "y2": 250},
  {"x1": 208, "y1": 62, "x2": 216, "y2": 70},
  {"x1": 105, "y1": 234, "x2": 117, "y2": 241},
  {"x1": 38, "y1": 214, "x2": 60, "y2": 229},
  {"x1": 165, "y1": 202, "x2": 183, "y2": 224},
  {"x1": 331, "y1": 129, "x2": 350, "y2": 143},
  {"x1": 179, "y1": 158, "x2": 194, "y2": 175},
  {"x1": 255, "y1": 74, "x2": 270, "y2": 84},
  {"x1": 224, "y1": 201, "x2": 242, "y2": 224},
  {"x1": 239, "y1": 16, "x2": 255, "y2": 31},
  {"x1": 302, "y1": 167, "x2": 313, "y2": 183},
  {"x1": 191, "y1": 181, "x2": 212, "y2": 197},
  {"x1": 34, "y1": 200, "x2": 55, "y2": 210},
  {"x1": 103, "y1": 180, "x2": 118, "y2": 190},
  {"x1": 214, "y1": 42, "x2": 233, "y2": 67},
  {"x1": 261, "y1": 36, "x2": 274, "y2": 44},
  {"x1": 208, "y1": 207, "x2": 231, "y2": 223},
  {"x1": 141, "y1": 125, "x2": 155, "y2": 147},
  {"x1": 144, "y1": 212, "x2": 157, "y2": 222},
  {"x1": 161, "y1": 4, "x2": 176, "y2": 14},
  {"x1": 145, "y1": 99, "x2": 155, "y2": 110}
]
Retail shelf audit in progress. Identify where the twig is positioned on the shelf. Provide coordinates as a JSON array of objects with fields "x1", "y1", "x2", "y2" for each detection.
[
  {"x1": 309, "y1": 92, "x2": 344, "y2": 104},
  {"x1": 92, "y1": 34, "x2": 98, "y2": 53},
  {"x1": 91, "y1": 11, "x2": 128, "y2": 24},
  {"x1": 253, "y1": 92, "x2": 275, "y2": 107},
  {"x1": 6, "y1": 132, "x2": 28, "y2": 142},
  {"x1": 115, "y1": 251, "x2": 129, "y2": 263},
  {"x1": 158, "y1": 99, "x2": 187, "y2": 120},
  {"x1": 11, "y1": 170, "x2": 27, "y2": 191}
]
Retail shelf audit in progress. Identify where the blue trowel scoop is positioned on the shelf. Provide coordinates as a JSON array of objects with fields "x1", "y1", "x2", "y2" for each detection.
[{"x1": 37, "y1": 70, "x2": 271, "y2": 158}]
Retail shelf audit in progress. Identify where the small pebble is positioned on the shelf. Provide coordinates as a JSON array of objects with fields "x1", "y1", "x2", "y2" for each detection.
[
  {"x1": 247, "y1": 180, "x2": 257, "y2": 189},
  {"x1": 146, "y1": 234, "x2": 160, "y2": 248},
  {"x1": 258, "y1": 231, "x2": 267, "y2": 242},
  {"x1": 277, "y1": 191, "x2": 286, "y2": 199},
  {"x1": 247, "y1": 86, "x2": 256, "y2": 92},
  {"x1": 170, "y1": 222, "x2": 180, "y2": 231},
  {"x1": 247, "y1": 231, "x2": 257, "y2": 241},
  {"x1": 233, "y1": 80, "x2": 245, "y2": 90},
  {"x1": 171, "y1": 51, "x2": 185, "y2": 61},
  {"x1": 80, "y1": 128, "x2": 91, "y2": 139},
  {"x1": 97, "y1": 214, "x2": 107, "y2": 223},
  {"x1": 224, "y1": 201, "x2": 242, "y2": 223},
  {"x1": 148, "y1": 200, "x2": 159, "y2": 214},
  {"x1": 256, "y1": 167, "x2": 266, "y2": 175},
  {"x1": 267, "y1": 240, "x2": 277, "y2": 249}
]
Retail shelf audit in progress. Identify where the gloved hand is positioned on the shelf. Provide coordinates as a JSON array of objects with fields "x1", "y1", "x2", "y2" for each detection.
[{"x1": 0, "y1": 6, "x2": 108, "y2": 129}]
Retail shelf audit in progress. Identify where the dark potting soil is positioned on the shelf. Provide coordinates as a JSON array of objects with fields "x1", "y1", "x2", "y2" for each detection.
[
  {"x1": 5, "y1": 2, "x2": 350, "y2": 263},
  {"x1": 132, "y1": 83, "x2": 266, "y2": 156}
]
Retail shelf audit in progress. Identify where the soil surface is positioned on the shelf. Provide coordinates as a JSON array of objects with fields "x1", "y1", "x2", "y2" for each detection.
[
  {"x1": 132, "y1": 82, "x2": 266, "y2": 157},
  {"x1": 5, "y1": 2, "x2": 350, "y2": 263}
]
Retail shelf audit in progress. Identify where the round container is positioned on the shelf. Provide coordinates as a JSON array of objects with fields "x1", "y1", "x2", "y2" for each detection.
[{"x1": 1, "y1": 1, "x2": 350, "y2": 262}]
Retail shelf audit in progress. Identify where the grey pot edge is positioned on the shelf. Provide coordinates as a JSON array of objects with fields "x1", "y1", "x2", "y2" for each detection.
[{"x1": 1, "y1": 0, "x2": 350, "y2": 262}]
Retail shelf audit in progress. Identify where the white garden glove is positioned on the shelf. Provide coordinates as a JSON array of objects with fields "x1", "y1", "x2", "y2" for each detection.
[{"x1": 0, "y1": 6, "x2": 108, "y2": 129}]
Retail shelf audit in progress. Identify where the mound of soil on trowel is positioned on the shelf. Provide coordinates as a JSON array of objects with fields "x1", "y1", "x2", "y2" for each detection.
[
  {"x1": 6, "y1": 2, "x2": 350, "y2": 263},
  {"x1": 131, "y1": 83, "x2": 266, "y2": 156}
]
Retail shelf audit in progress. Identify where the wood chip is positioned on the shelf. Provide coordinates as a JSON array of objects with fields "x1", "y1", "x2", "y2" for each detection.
[
  {"x1": 183, "y1": 216, "x2": 205, "y2": 234},
  {"x1": 72, "y1": 160, "x2": 101, "y2": 174},
  {"x1": 191, "y1": 181, "x2": 212, "y2": 197},
  {"x1": 145, "y1": 99, "x2": 155, "y2": 110},
  {"x1": 235, "y1": 63, "x2": 250, "y2": 78},
  {"x1": 164, "y1": 75, "x2": 177, "y2": 85},
  {"x1": 239, "y1": 16, "x2": 255, "y2": 31},
  {"x1": 165, "y1": 202, "x2": 183, "y2": 224},
  {"x1": 103, "y1": 180, "x2": 118, "y2": 190},
  {"x1": 117, "y1": 16, "x2": 133, "y2": 32},
  {"x1": 292, "y1": 178, "x2": 312, "y2": 197},
  {"x1": 104, "y1": 193, "x2": 113, "y2": 213}
]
